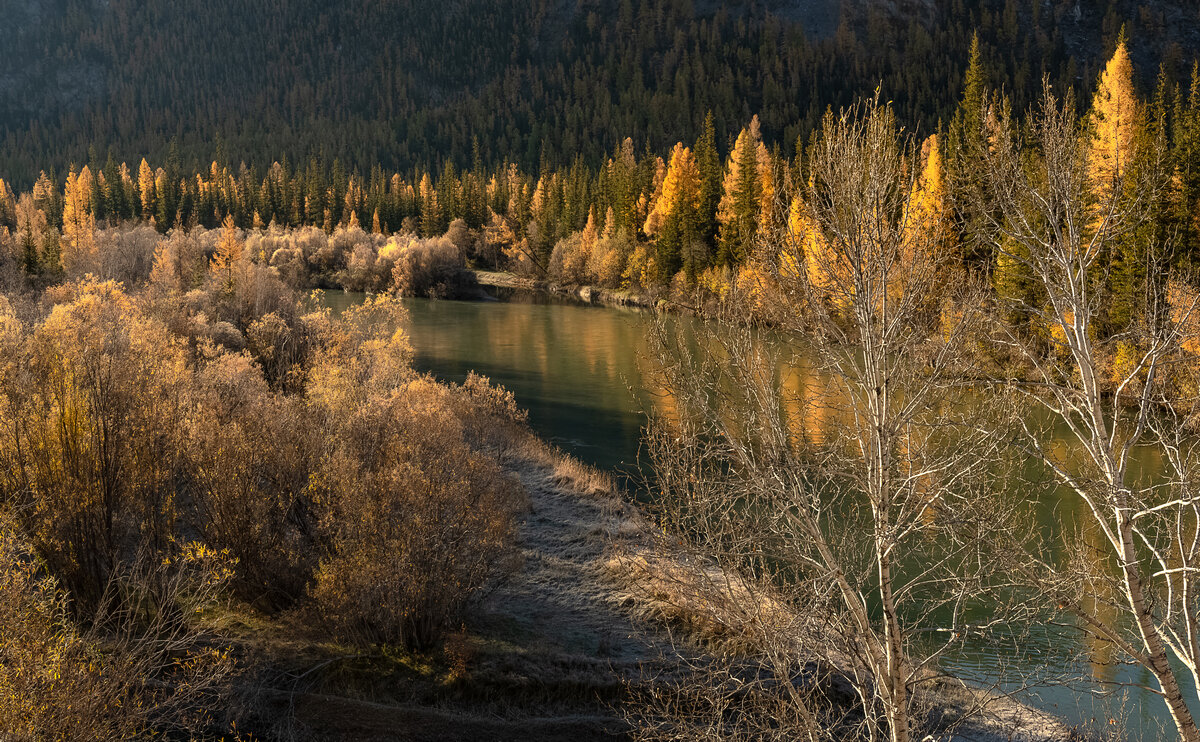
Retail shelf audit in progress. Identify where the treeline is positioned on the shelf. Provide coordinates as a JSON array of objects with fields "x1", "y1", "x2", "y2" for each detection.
[
  {"x1": 0, "y1": 0, "x2": 1192, "y2": 185},
  {"x1": 3, "y1": 31, "x2": 1200, "y2": 328}
]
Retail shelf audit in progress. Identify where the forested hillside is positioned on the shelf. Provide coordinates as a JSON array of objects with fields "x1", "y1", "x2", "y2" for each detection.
[{"x1": 1, "y1": 0, "x2": 1198, "y2": 184}]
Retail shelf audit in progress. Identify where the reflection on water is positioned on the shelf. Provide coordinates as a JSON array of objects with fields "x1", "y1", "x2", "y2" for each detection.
[
  {"x1": 324, "y1": 289, "x2": 654, "y2": 474},
  {"x1": 322, "y1": 289, "x2": 1188, "y2": 740}
]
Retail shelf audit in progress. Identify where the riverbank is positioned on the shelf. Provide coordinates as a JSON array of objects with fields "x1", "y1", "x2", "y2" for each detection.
[
  {"x1": 240, "y1": 433, "x2": 669, "y2": 740},
  {"x1": 474, "y1": 270, "x2": 655, "y2": 309},
  {"x1": 245, "y1": 414, "x2": 1079, "y2": 741}
]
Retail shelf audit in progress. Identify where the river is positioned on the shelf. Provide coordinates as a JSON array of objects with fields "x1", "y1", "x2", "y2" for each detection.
[{"x1": 323, "y1": 288, "x2": 1190, "y2": 740}]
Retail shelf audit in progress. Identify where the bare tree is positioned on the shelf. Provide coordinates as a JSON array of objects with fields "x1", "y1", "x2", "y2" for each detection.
[
  {"x1": 973, "y1": 79, "x2": 1200, "y2": 740},
  {"x1": 630, "y1": 97, "x2": 1023, "y2": 742}
]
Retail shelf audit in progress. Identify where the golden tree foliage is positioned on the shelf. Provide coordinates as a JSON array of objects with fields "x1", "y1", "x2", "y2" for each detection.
[
  {"x1": 905, "y1": 134, "x2": 947, "y2": 252},
  {"x1": 644, "y1": 143, "x2": 701, "y2": 236},
  {"x1": 797, "y1": 133, "x2": 947, "y2": 314},
  {"x1": 0, "y1": 178, "x2": 14, "y2": 227},
  {"x1": 897, "y1": 133, "x2": 950, "y2": 301},
  {"x1": 211, "y1": 214, "x2": 244, "y2": 282},
  {"x1": 137, "y1": 159, "x2": 155, "y2": 219},
  {"x1": 755, "y1": 140, "x2": 779, "y2": 237},
  {"x1": 1089, "y1": 36, "x2": 1140, "y2": 196},
  {"x1": 61, "y1": 166, "x2": 96, "y2": 273},
  {"x1": 791, "y1": 193, "x2": 842, "y2": 306}
]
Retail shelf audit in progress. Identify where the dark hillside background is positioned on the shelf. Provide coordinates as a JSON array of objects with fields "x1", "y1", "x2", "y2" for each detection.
[{"x1": 1, "y1": 0, "x2": 1197, "y2": 184}]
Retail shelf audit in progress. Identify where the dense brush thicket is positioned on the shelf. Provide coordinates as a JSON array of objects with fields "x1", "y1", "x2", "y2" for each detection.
[{"x1": 0, "y1": 216, "x2": 528, "y2": 738}]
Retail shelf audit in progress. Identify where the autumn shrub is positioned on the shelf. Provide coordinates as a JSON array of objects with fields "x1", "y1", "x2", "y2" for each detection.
[
  {"x1": 390, "y1": 235, "x2": 475, "y2": 297},
  {"x1": 0, "y1": 279, "x2": 190, "y2": 611},
  {"x1": 92, "y1": 224, "x2": 160, "y2": 285},
  {"x1": 224, "y1": 260, "x2": 295, "y2": 324},
  {"x1": 548, "y1": 232, "x2": 592, "y2": 284},
  {"x1": 623, "y1": 241, "x2": 657, "y2": 290},
  {"x1": 244, "y1": 307, "x2": 334, "y2": 391},
  {"x1": 589, "y1": 231, "x2": 631, "y2": 288},
  {"x1": 338, "y1": 236, "x2": 394, "y2": 292},
  {"x1": 445, "y1": 217, "x2": 475, "y2": 258},
  {"x1": 0, "y1": 253, "x2": 528, "y2": 696},
  {"x1": 449, "y1": 370, "x2": 530, "y2": 452},
  {"x1": 0, "y1": 514, "x2": 236, "y2": 741},
  {"x1": 302, "y1": 302, "x2": 525, "y2": 648},
  {"x1": 185, "y1": 352, "x2": 320, "y2": 609},
  {"x1": 309, "y1": 380, "x2": 524, "y2": 649},
  {"x1": 305, "y1": 293, "x2": 413, "y2": 410}
]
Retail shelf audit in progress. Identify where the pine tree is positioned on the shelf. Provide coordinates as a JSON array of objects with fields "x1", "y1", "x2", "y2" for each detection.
[
  {"x1": 1109, "y1": 65, "x2": 1171, "y2": 333},
  {"x1": 20, "y1": 228, "x2": 39, "y2": 274},
  {"x1": 694, "y1": 111, "x2": 722, "y2": 245},
  {"x1": 40, "y1": 230, "x2": 61, "y2": 277},
  {"x1": 947, "y1": 32, "x2": 990, "y2": 269},
  {"x1": 1175, "y1": 63, "x2": 1200, "y2": 270},
  {"x1": 155, "y1": 171, "x2": 173, "y2": 232},
  {"x1": 102, "y1": 152, "x2": 126, "y2": 222},
  {"x1": 645, "y1": 143, "x2": 702, "y2": 280},
  {"x1": 716, "y1": 117, "x2": 763, "y2": 265}
]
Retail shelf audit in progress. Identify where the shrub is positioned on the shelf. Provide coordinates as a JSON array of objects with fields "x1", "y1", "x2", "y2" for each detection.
[
  {"x1": 450, "y1": 371, "x2": 530, "y2": 452},
  {"x1": 92, "y1": 224, "x2": 160, "y2": 285},
  {"x1": 244, "y1": 308, "x2": 332, "y2": 392},
  {"x1": 309, "y1": 379, "x2": 524, "y2": 649},
  {"x1": 548, "y1": 232, "x2": 591, "y2": 285},
  {"x1": 390, "y1": 235, "x2": 474, "y2": 297},
  {"x1": 0, "y1": 515, "x2": 235, "y2": 740},
  {"x1": 0, "y1": 279, "x2": 190, "y2": 611},
  {"x1": 624, "y1": 241, "x2": 657, "y2": 290},
  {"x1": 185, "y1": 352, "x2": 319, "y2": 609},
  {"x1": 589, "y1": 232, "x2": 630, "y2": 288}
]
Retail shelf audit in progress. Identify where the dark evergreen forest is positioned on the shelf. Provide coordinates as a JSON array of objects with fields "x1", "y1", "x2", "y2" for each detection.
[{"x1": 1, "y1": 0, "x2": 1197, "y2": 185}]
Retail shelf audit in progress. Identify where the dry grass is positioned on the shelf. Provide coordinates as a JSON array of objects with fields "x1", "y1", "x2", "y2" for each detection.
[
  {"x1": 500, "y1": 430, "x2": 619, "y2": 499},
  {"x1": 604, "y1": 550, "x2": 797, "y2": 652}
]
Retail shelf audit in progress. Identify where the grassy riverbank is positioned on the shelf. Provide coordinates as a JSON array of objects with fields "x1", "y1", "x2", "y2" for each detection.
[{"x1": 231, "y1": 426, "x2": 1078, "y2": 742}]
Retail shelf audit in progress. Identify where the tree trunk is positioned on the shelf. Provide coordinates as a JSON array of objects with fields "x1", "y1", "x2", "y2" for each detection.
[
  {"x1": 878, "y1": 547, "x2": 911, "y2": 742},
  {"x1": 1118, "y1": 513, "x2": 1200, "y2": 742}
]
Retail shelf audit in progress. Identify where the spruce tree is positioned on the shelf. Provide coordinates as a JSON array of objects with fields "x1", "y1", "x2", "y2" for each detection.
[{"x1": 694, "y1": 111, "x2": 722, "y2": 246}]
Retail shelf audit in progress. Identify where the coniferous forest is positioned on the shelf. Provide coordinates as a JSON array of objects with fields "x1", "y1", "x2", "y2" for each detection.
[{"x1": 7, "y1": 2, "x2": 1200, "y2": 741}]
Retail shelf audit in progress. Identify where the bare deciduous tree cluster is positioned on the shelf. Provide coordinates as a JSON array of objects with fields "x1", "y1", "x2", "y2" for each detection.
[{"x1": 634, "y1": 85, "x2": 1200, "y2": 742}]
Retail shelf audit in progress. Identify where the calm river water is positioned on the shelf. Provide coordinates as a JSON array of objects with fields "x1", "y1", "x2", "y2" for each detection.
[{"x1": 324, "y1": 289, "x2": 1189, "y2": 740}]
